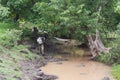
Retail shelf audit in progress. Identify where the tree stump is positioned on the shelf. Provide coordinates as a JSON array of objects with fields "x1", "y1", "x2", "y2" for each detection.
[{"x1": 87, "y1": 30, "x2": 111, "y2": 58}]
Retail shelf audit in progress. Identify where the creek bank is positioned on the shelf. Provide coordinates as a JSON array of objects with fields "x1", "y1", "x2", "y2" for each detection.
[
  {"x1": 18, "y1": 54, "x2": 60, "y2": 80},
  {"x1": 0, "y1": 49, "x2": 59, "y2": 80},
  {"x1": 33, "y1": 54, "x2": 69, "y2": 80}
]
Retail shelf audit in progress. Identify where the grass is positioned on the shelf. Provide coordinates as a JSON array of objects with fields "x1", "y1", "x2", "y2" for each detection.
[
  {"x1": 112, "y1": 65, "x2": 120, "y2": 80},
  {"x1": 0, "y1": 22, "x2": 41, "y2": 80},
  {"x1": 0, "y1": 45, "x2": 22, "y2": 80},
  {"x1": 0, "y1": 22, "x2": 17, "y2": 38},
  {"x1": 0, "y1": 45, "x2": 40, "y2": 80},
  {"x1": 0, "y1": 22, "x2": 16, "y2": 31}
]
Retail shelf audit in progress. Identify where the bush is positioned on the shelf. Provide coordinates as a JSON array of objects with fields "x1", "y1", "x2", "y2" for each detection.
[
  {"x1": 97, "y1": 38, "x2": 120, "y2": 64},
  {"x1": 110, "y1": 46, "x2": 120, "y2": 63},
  {"x1": 98, "y1": 24, "x2": 120, "y2": 64},
  {"x1": 112, "y1": 65, "x2": 120, "y2": 80},
  {"x1": 21, "y1": 27, "x2": 32, "y2": 37},
  {"x1": 0, "y1": 22, "x2": 17, "y2": 33},
  {"x1": 0, "y1": 29, "x2": 22, "y2": 48},
  {"x1": 98, "y1": 48, "x2": 120, "y2": 64}
]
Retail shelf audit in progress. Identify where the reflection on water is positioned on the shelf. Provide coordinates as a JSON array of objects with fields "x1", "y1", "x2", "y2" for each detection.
[{"x1": 41, "y1": 57, "x2": 115, "y2": 80}]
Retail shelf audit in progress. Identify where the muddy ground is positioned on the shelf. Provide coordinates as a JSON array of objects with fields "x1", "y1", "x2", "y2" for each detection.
[
  {"x1": 18, "y1": 53, "x2": 68, "y2": 80},
  {"x1": 18, "y1": 56, "x2": 61, "y2": 80}
]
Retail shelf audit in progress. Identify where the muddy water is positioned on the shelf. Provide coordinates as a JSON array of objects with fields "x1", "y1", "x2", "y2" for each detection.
[{"x1": 41, "y1": 57, "x2": 115, "y2": 80}]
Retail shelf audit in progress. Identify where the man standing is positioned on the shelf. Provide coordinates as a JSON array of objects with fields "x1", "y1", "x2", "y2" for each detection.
[{"x1": 37, "y1": 37, "x2": 45, "y2": 55}]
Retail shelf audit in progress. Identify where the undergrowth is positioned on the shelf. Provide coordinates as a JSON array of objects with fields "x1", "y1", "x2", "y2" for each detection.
[
  {"x1": 0, "y1": 22, "x2": 42, "y2": 80},
  {"x1": 112, "y1": 65, "x2": 120, "y2": 80},
  {"x1": 97, "y1": 25, "x2": 120, "y2": 80},
  {"x1": 0, "y1": 45, "x2": 40, "y2": 80},
  {"x1": 0, "y1": 22, "x2": 17, "y2": 34}
]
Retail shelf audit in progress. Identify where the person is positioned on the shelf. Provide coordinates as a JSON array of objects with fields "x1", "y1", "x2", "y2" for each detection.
[
  {"x1": 37, "y1": 37, "x2": 45, "y2": 55},
  {"x1": 31, "y1": 27, "x2": 39, "y2": 45}
]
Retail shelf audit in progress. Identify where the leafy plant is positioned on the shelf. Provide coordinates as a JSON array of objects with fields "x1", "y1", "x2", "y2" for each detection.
[
  {"x1": 112, "y1": 65, "x2": 120, "y2": 80},
  {"x1": 98, "y1": 23, "x2": 120, "y2": 64},
  {"x1": 0, "y1": 4, "x2": 10, "y2": 20},
  {"x1": 0, "y1": 29, "x2": 22, "y2": 48}
]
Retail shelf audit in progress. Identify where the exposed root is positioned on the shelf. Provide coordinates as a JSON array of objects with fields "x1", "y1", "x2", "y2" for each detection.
[{"x1": 87, "y1": 29, "x2": 111, "y2": 58}]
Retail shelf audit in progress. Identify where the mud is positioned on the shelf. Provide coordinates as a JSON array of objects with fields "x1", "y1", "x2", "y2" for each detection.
[{"x1": 41, "y1": 56, "x2": 115, "y2": 80}]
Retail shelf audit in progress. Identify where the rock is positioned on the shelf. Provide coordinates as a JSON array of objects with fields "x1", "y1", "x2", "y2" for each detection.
[
  {"x1": 35, "y1": 60, "x2": 47, "y2": 68},
  {"x1": 48, "y1": 75, "x2": 58, "y2": 80},
  {"x1": 38, "y1": 68, "x2": 42, "y2": 71},
  {"x1": 14, "y1": 76, "x2": 22, "y2": 80},
  {"x1": 44, "y1": 56, "x2": 53, "y2": 60},
  {"x1": 43, "y1": 75, "x2": 58, "y2": 80},
  {"x1": 62, "y1": 58, "x2": 68, "y2": 61},
  {"x1": 37, "y1": 71, "x2": 44, "y2": 76},
  {"x1": 102, "y1": 77, "x2": 110, "y2": 80},
  {"x1": 80, "y1": 73, "x2": 86, "y2": 75},
  {"x1": 56, "y1": 61, "x2": 62, "y2": 64},
  {"x1": 35, "y1": 76, "x2": 43, "y2": 80},
  {"x1": 40, "y1": 62, "x2": 47, "y2": 67},
  {"x1": 77, "y1": 63, "x2": 85, "y2": 67},
  {"x1": 19, "y1": 50, "x2": 28, "y2": 54},
  {"x1": 35, "y1": 74, "x2": 58, "y2": 80}
]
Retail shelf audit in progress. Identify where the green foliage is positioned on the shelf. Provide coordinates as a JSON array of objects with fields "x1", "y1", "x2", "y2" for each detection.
[
  {"x1": 32, "y1": 1, "x2": 91, "y2": 39},
  {"x1": 0, "y1": 0, "x2": 34, "y2": 22},
  {"x1": 115, "y1": 1, "x2": 120, "y2": 14},
  {"x1": 12, "y1": 45, "x2": 41, "y2": 60},
  {"x1": 0, "y1": 4, "x2": 10, "y2": 20},
  {"x1": 112, "y1": 65, "x2": 120, "y2": 80},
  {"x1": 98, "y1": 23, "x2": 120, "y2": 64},
  {"x1": 31, "y1": 0, "x2": 120, "y2": 40},
  {"x1": 97, "y1": 53, "x2": 113, "y2": 64},
  {"x1": 6, "y1": 0, "x2": 29, "y2": 9},
  {"x1": 0, "y1": 22, "x2": 22, "y2": 48},
  {"x1": 97, "y1": 48, "x2": 120, "y2": 64},
  {"x1": 0, "y1": 22, "x2": 17, "y2": 33},
  {"x1": 111, "y1": 49, "x2": 120, "y2": 63},
  {"x1": 0, "y1": 0, "x2": 119, "y2": 40},
  {"x1": 0, "y1": 29, "x2": 22, "y2": 48},
  {"x1": 0, "y1": 45, "x2": 22, "y2": 80},
  {"x1": 0, "y1": 1, "x2": 119, "y2": 79}
]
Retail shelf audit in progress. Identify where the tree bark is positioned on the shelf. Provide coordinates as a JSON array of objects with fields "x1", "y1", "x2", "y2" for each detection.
[
  {"x1": 87, "y1": 29, "x2": 110, "y2": 58},
  {"x1": 31, "y1": 0, "x2": 35, "y2": 5},
  {"x1": 14, "y1": 13, "x2": 19, "y2": 23}
]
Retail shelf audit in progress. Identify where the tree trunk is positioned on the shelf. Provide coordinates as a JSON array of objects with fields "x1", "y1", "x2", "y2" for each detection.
[
  {"x1": 31, "y1": 0, "x2": 35, "y2": 5},
  {"x1": 14, "y1": 13, "x2": 19, "y2": 23},
  {"x1": 87, "y1": 29, "x2": 110, "y2": 58}
]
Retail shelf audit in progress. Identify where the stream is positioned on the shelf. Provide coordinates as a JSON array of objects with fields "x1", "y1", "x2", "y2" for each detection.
[{"x1": 41, "y1": 56, "x2": 115, "y2": 80}]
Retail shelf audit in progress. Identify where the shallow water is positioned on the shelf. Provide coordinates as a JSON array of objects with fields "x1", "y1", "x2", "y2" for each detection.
[{"x1": 41, "y1": 57, "x2": 115, "y2": 80}]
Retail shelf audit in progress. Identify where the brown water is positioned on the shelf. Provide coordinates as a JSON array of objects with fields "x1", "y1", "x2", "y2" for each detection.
[{"x1": 41, "y1": 57, "x2": 115, "y2": 80}]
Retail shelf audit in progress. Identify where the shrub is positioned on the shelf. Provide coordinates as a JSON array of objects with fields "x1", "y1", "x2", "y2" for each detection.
[
  {"x1": 0, "y1": 29, "x2": 22, "y2": 48},
  {"x1": 98, "y1": 24, "x2": 120, "y2": 64},
  {"x1": 98, "y1": 48, "x2": 120, "y2": 64},
  {"x1": 112, "y1": 65, "x2": 120, "y2": 80},
  {"x1": 97, "y1": 38, "x2": 120, "y2": 64}
]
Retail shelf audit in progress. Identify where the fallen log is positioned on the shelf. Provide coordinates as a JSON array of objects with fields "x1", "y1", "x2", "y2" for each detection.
[{"x1": 54, "y1": 37, "x2": 81, "y2": 46}]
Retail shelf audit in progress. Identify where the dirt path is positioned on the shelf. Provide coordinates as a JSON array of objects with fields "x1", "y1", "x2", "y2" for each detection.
[{"x1": 41, "y1": 56, "x2": 115, "y2": 80}]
